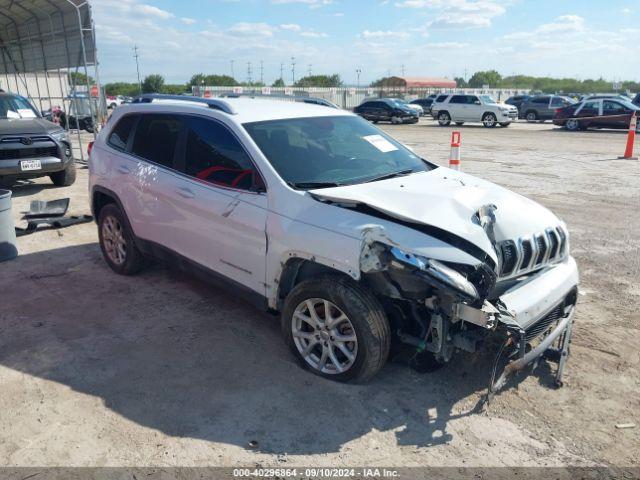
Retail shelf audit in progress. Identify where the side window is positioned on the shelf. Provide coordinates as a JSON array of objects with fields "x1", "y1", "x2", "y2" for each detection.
[
  {"x1": 131, "y1": 114, "x2": 181, "y2": 168},
  {"x1": 436, "y1": 94, "x2": 449, "y2": 103},
  {"x1": 550, "y1": 97, "x2": 563, "y2": 107},
  {"x1": 107, "y1": 115, "x2": 137, "y2": 151},
  {"x1": 582, "y1": 101, "x2": 599, "y2": 111},
  {"x1": 182, "y1": 116, "x2": 258, "y2": 191},
  {"x1": 603, "y1": 101, "x2": 625, "y2": 112},
  {"x1": 360, "y1": 102, "x2": 373, "y2": 109},
  {"x1": 467, "y1": 95, "x2": 480, "y2": 104},
  {"x1": 532, "y1": 97, "x2": 549, "y2": 104},
  {"x1": 449, "y1": 95, "x2": 466, "y2": 104}
]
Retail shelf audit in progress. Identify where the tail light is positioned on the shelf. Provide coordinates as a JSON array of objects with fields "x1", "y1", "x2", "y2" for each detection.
[{"x1": 87, "y1": 141, "x2": 94, "y2": 157}]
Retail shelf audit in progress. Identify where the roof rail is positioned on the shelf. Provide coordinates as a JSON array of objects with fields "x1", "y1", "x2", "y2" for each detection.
[
  {"x1": 218, "y1": 92, "x2": 339, "y2": 108},
  {"x1": 131, "y1": 94, "x2": 236, "y2": 115}
]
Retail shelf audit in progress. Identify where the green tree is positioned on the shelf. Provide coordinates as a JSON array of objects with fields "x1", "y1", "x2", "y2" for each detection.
[
  {"x1": 454, "y1": 77, "x2": 467, "y2": 88},
  {"x1": 467, "y1": 70, "x2": 502, "y2": 88},
  {"x1": 68, "y1": 71, "x2": 94, "y2": 86},
  {"x1": 104, "y1": 82, "x2": 140, "y2": 97},
  {"x1": 369, "y1": 77, "x2": 388, "y2": 87},
  {"x1": 294, "y1": 74, "x2": 342, "y2": 88},
  {"x1": 142, "y1": 74, "x2": 165, "y2": 93},
  {"x1": 272, "y1": 78, "x2": 285, "y2": 87},
  {"x1": 187, "y1": 73, "x2": 237, "y2": 88}
]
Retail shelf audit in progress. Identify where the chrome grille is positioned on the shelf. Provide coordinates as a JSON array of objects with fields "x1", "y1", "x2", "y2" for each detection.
[{"x1": 498, "y1": 226, "x2": 568, "y2": 279}]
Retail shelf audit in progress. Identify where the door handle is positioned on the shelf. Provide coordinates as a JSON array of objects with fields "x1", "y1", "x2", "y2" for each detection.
[
  {"x1": 175, "y1": 187, "x2": 195, "y2": 199},
  {"x1": 117, "y1": 165, "x2": 130, "y2": 174}
]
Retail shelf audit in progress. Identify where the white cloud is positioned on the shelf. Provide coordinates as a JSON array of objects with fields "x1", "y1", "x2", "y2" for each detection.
[
  {"x1": 361, "y1": 30, "x2": 410, "y2": 39},
  {"x1": 425, "y1": 41, "x2": 469, "y2": 48},
  {"x1": 280, "y1": 23, "x2": 302, "y2": 31},
  {"x1": 301, "y1": 31, "x2": 329, "y2": 38},
  {"x1": 181, "y1": 17, "x2": 197, "y2": 25},
  {"x1": 135, "y1": 4, "x2": 174, "y2": 19},
  {"x1": 271, "y1": 0, "x2": 334, "y2": 8},
  {"x1": 227, "y1": 22, "x2": 275, "y2": 37},
  {"x1": 396, "y1": 0, "x2": 506, "y2": 28}
]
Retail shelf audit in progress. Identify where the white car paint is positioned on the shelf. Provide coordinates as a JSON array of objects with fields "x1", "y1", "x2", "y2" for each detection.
[
  {"x1": 432, "y1": 94, "x2": 518, "y2": 125},
  {"x1": 90, "y1": 97, "x2": 578, "y2": 355}
]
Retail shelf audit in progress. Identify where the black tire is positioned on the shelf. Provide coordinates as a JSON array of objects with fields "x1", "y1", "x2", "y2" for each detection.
[
  {"x1": 49, "y1": 162, "x2": 77, "y2": 187},
  {"x1": 525, "y1": 110, "x2": 538, "y2": 122},
  {"x1": 0, "y1": 176, "x2": 15, "y2": 188},
  {"x1": 98, "y1": 203, "x2": 146, "y2": 276},
  {"x1": 281, "y1": 274, "x2": 390, "y2": 383},
  {"x1": 482, "y1": 113, "x2": 497, "y2": 128},
  {"x1": 455, "y1": 121, "x2": 464, "y2": 126},
  {"x1": 565, "y1": 119, "x2": 580, "y2": 131},
  {"x1": 499, "y1": 122, "x2": 510, "y2": 127},
  {"x1": 437, "y1": 112, "x2": 451, "y2": 126}
]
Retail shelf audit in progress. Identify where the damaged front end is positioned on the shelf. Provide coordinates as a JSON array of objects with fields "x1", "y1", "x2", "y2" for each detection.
[{"x1": 360, "y1": 237, "x2": 577, "y2": 394}]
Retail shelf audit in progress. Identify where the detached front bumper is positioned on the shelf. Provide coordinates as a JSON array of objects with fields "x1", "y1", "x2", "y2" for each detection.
[{"x1": 491, "y1": 256, "x2": 579, "y2": 392}]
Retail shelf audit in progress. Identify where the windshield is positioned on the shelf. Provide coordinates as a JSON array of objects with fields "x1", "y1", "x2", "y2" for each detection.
[
  {"x1": 243, "y1": 115, "x2": 433, "y2": 188},
  {"x1": 0, "y1": 95, "x2": 38, "y2": 119},
  {"x1": 480, "y1": 95, "x2": 497, "y2": 104}
]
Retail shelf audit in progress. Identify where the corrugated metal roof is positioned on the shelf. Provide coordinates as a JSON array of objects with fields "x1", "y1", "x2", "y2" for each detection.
[{"x1": 0, "y1": 0, "x2": 95, "y2": 74}]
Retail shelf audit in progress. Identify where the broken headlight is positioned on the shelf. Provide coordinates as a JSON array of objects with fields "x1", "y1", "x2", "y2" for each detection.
[{"x1": 389, "y1": 247, "x2": 479, "y2": 301}]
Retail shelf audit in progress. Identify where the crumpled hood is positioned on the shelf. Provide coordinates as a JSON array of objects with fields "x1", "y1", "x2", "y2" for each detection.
[
  {"x1": 0, "y1": 118, "x2": 59, "y2": 136},
  {"x1": 310, "y1": 168, "x2": 562, "y2": 262}
]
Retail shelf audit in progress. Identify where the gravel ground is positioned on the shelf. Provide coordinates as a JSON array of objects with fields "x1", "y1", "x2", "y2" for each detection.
[{"x1": 0, "y1": 121, "x2": 638, "y2": 469}]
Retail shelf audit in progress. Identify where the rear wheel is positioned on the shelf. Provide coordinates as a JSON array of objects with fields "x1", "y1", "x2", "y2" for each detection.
[
  {"x1": 98, "y1": 203, "x2": 146, "y2": 275},
  {"x1": 565, "y1": 119, "x2": 580, "y2": 131},
  {"x1": 49, "y1": 162, "x2": 77, "y2": 187},
  {"x1": 482, "y1": 113, "x2": 497, "y2": 128},
  {"x1": 391, "y1": 116, "x2": 401, "y2": 124},
  {"x1": 437, "y1": 112, "x2": 451, "y2": 126},
  {"x1": 525, "y1": 111, "x2": 538, "y2": 122},
  {"x1": 282, "y1": 275, "x2": 390, "y2": 383}
]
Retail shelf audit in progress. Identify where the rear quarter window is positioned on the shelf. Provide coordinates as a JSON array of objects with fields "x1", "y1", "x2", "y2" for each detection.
[
  {"x1": 435, "y1": 95, "x2": 449, "y2": 103},
  {"x1": 107, "y1": 115, "x2": 138, "y2": 151}
]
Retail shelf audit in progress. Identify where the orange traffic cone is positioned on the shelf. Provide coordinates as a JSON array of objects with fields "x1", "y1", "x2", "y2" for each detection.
[
  {"x1": 449, "y1": 131, "x2": 461, "y2": 170},
  {"x1": 619, "y1": 111, "x2": 638, "y2": 160}
]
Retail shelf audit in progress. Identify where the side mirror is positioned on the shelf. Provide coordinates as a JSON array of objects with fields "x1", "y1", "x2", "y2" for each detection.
[{"x1": 474, "y1": 100, "x2": 481, "y2": 105}]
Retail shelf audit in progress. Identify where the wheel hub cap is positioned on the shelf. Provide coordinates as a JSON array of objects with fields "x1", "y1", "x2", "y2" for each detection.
[
  {"x1": 292, "y1": 298, "x2": 358, "y2": 375},
  {"x1": 102, "y1": 215, "x2": 127, "y2": 265}
]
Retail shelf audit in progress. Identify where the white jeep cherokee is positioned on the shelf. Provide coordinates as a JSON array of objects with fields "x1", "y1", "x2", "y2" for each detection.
[
  {"x1": 431, "y1": 94, "x2": 518, "y2": 128},
  {"x1": 89, "y1": 94, "x2": 578, "y2": 389}
]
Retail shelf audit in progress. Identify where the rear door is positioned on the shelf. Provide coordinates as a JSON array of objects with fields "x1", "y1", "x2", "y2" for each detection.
[
  {"x1": 601, "y1": 100, "x2": 630, "y2": 129},
  {"x1": 171, "y1": 114, "x2": 268, "y2": 295},
  {"x1": 447, "y1": 95, "x2": 467, "y2": 121}
]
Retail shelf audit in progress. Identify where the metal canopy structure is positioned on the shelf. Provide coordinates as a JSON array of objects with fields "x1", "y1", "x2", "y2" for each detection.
[{"x1": 0, "y1": 0, "x2": 102, "y2": 160}]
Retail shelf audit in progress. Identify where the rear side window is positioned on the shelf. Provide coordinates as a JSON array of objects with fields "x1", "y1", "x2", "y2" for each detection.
[
  {"x1": 436, "y1": 95, "x2": 449, "y2": 103},
  {"x1": 131, "y1": 114, "x2": 181, "y2": 168},
  {"x1": 108, "y1": 115, "x2": 137, "y2": 151},
  {"x1": 182, "y1": 116, "x2": 258, "y2": 191},
  {"x1": 532, "y1": 97, "x2": 550, "y2": 104},
  {"x1": 449, "y1": 95, "x2": 466, "y2": 104}
]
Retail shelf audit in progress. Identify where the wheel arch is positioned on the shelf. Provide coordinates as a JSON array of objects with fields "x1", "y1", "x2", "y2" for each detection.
[{"x1": 91, "y1": 186, "x2": 142, "y2": 249}]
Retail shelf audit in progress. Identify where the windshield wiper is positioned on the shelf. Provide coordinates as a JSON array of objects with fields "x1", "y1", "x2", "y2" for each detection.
[
  {"x1": 287, "y1": 181, "x2": 342, "y2": 189},
  {"x1": 364, "y1": 169, "x2": 414, "y2": 183}
]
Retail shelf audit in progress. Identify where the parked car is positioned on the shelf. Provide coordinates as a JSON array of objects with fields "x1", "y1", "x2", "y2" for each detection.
[
  {"x1": 89, "y1": 94, "x2": 578, "y2": 387},
  {"x1": 354, "y1": 98, "x2": 419, "y2": 124},
  {"x1": 297, "y1": 97, "x2": 340, "y2": 109},
  {"x1": 43, "y1": 95, "x2": 96, "y2": 133},
  {"x1": 0, "y1": 92, "x2": 76, "y2": 187},
  {"x1": 554, "y1": 97, "x2": 640, "y2": 131},
  {"x1": 431, "y1": 94, "x2": 518, "y2": 127},
  {"x1": 504, "y1": 95, "x2": 530, "y2": 111},
  {"x1": 631, "y1": 93, "x2": 640, "y2": 107},
  {"x1": 392, "y1": 98, "x2": 424, "y2": 116},
  {"x1": 519, "y1": 95, "x2": 575, "y2": 122},
  {"x1": 410, "y1": 98, "x2": 435, "y2": 115},
  {"x1": 107, "y1": 95, "x2": 125, "y2": 109}
]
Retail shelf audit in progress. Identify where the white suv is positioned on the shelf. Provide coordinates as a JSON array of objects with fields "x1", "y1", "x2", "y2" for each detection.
[
  {"x1": 431, "y1": 94, "x2": 518, "y2": 128},
  {"x1": 89, "y1": 94, "x2": 578, "y2": 388}
]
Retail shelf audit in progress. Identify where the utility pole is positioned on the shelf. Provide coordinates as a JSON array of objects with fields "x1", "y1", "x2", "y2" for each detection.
[
  {"x1": 231, "y1": 60, "x2": 235, "y2": 80},
  {"x1": 247, "y1": 62, "x2": 252, "y2": 84},
  {"x1": 291, "y1": 56, "x2": 296, "y2": 85},
  {"x1": 260, "y1": 60, "x2": 264, "y2": 84},
  {"x1": 464, "y1": 67, "x2": 468, "y2": 83},
  {"x1": 401, "y1": 64, "x2": 405, "y2": 76},
  {"x1": 133, "y1": 45, "x2": 142, "y2": 93},
  {"x1": 308, "y1": 64, "x2": 312, "y2": 77},
  {"x1": 356, "y1": 68, "x2": 362, "y2": 88},
  {"x1": 280, "y1": 63, "x2": 284, "y2": 82}
]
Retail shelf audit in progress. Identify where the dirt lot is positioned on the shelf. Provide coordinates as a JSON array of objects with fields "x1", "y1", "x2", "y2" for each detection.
[{"x1": 0, "y1": 121, "x2": 638, "y2": 468}]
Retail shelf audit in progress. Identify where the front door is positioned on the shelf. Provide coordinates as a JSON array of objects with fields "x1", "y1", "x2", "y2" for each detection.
[{"x1": 171, "y1": 114, "x2": 268, "y2": 295}]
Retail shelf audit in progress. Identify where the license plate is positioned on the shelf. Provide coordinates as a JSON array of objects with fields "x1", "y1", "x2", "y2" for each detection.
[{"x1": 20, "y1": 159, "x2": 41, "y2": 171}]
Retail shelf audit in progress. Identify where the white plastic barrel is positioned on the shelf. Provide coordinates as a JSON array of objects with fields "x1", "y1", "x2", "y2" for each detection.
[{"x1": 0, "y1": 189, "x2": 18, "y2": 262}]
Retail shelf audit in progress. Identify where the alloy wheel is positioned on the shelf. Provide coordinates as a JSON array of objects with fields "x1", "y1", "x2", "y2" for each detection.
[
  {"x1": 101, "y1": 214, "x2": 127, "y2": 265},
  {"x1": 292, "y1": 298, "x2": 358, "y2": 375}
]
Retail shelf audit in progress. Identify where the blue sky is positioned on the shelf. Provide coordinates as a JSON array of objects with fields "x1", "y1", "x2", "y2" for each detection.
[{"x1": 92, "y1": 0, "x2": 640, "y2": 85}]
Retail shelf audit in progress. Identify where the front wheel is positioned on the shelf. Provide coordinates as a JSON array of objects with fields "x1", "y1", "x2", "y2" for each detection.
[
  {"x1": 483, "y1": 113, "x2": 497, "y2": 128},
  {"x1": 98, "y1": 203, "x2": 146, "y2": 276},
  {"x1": 282, "y1": 275, "x2": 390, "y2": 383},
  {"x1": 437, "y1": 112, "x2": 451, "y2": 126}
]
